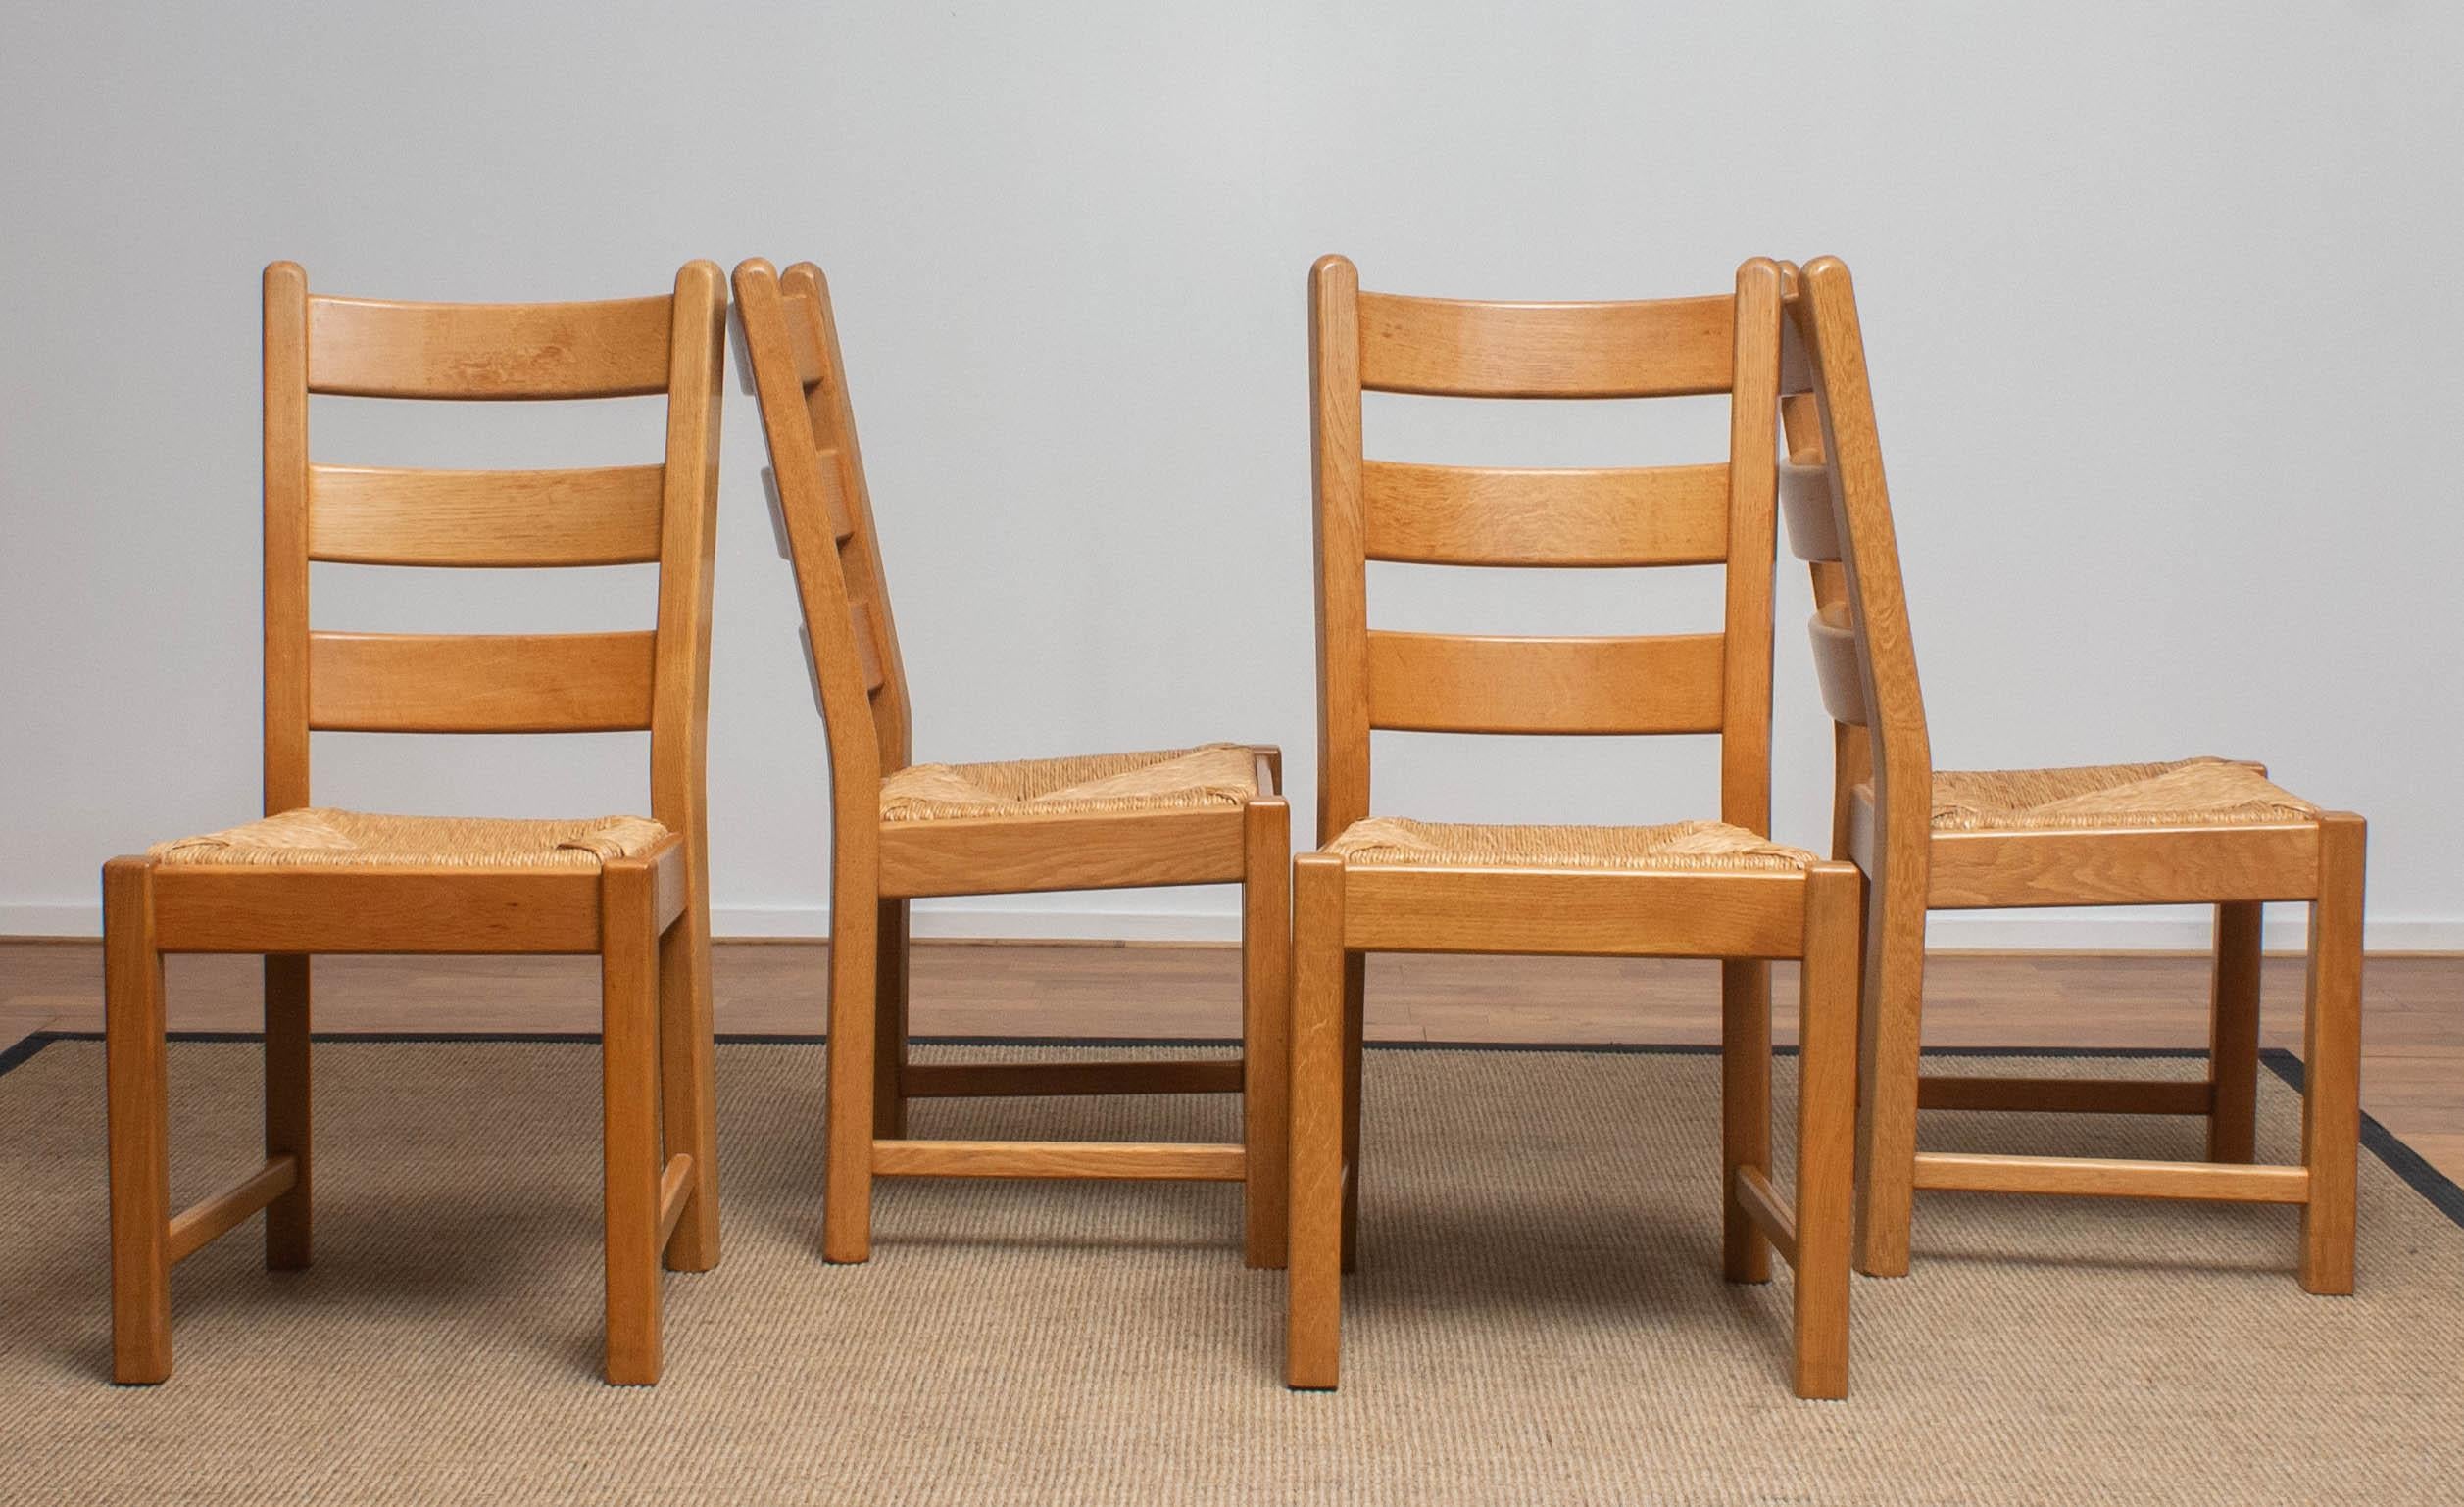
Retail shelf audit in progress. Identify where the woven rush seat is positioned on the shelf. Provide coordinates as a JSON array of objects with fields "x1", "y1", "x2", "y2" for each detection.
[
  {"x1": 1926, "y1": 757, "x2": 2320, "y2": 833},
  {"x1": 149, "y1": 808, "x2": 669, "y2": 869},
  {"x1": 879, "y1": 743, "x2": 1258, "y2": 822},
  {"x1": 1328, "y1": 816, "x2": 1817, "y2": 873}
]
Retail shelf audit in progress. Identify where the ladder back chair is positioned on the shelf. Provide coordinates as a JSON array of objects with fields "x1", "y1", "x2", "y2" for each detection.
[
  {"x1": 1291, "y1": 255, "x2": 1864, "y2": 1398},
  {"x1": 103, "y1": 261, "x2": 727, "y2": 1386},
  {"x1": 730, "y1": 259, "x2": 1292, "y2": 1274},
  {"x1": 1778, "y1": 257, "x2": 2364, "y2": 1290}
]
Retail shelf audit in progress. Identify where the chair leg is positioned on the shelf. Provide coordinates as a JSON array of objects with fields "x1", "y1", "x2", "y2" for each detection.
[
  {"x1": 1720, "y1": 958, "x2": 1772, "y2": 1285},
  {"x1": 873, "y1": 899, "x2": 910, "y2": 1141},
  {"x1": 1793, "y1": 867, "x2": 1860, "y2": 1400},
  {"x1": 104, "y1": 858, "x2": 172, "y2": 1385},
  {"x1": 2299, "y1": 814, "x2": 2365, "y2": 1295},
  {"x1": 1242, "y1": 797, "x2": 1292, "y2": 1270},
  {"x1": 659, "y1": 884, "x2": 720, "y2": 1273},
  {"x1": 823, "y1": 874, "x2": 879, "y2": 1264},
  {"x1": 1339, "y1": 951, "x2": 1365, "y2": 1274},
  {"x1": 600, "y1": 859, "x2": 664, "y2": 1385},
  {"x1": 264, "y1": 953, "x2": 312, "y2": 1270},
  {"x1": 1287, "y1": 853, "x2": 1347, "y2": 1389},
  {"x1": 2206, "y1": 901, "x2": 2264, "y2": 1164},
  {"x1": 1854, "y1": 854, "x2": 1926, "y2": 1279}
]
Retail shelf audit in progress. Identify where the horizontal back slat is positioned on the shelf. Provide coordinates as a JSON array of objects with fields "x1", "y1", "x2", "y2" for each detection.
[
  {"x1": 781, "y1": 291, "x2": 830, "y2": 388},
  {"x1": 813, "y1": 451, "x2": 857, "y2": 540},
  {"x1": 1362, "y1": 461, "x2": 1729, "y2": 567},
  {"x1": 850, "y1": 607, "x2": 887, "y2": 692},
  {"x1": 307, "y1": 631, "x2": 657, "y2": 732},
  {"x1": 1357, "y1": 292, "x2": 1735, "y2": 399},
  {"x1": 1365, "y1": 630, "x2": 1726, "y2": 735},
  {"x1": 308, "y1": 464, "x2": 665, "y2": 566},
  {"x1": 1777, "y1": 461, "x2": 1841, "y2": 563},
  {"x1": 1807, "y1": 606, "x2": 1867, "y2": 726},
  {"x1": 307, "y1": 294, "x2": 672, "y2": 400}
]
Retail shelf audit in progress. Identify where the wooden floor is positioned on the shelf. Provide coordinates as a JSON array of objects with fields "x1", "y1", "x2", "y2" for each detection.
[{"x1": 4, "y1": 939, "x2": 2458, "y2": 1183}]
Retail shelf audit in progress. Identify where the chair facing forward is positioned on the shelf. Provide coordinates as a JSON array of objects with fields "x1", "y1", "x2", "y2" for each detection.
[
  {"x1": 730, "y1": 259, "x2": 1293, "y2": 1278},
  {"x1": 1290, "y1": 255, "x2": 1865, "y2": 1398},
  {"x1": 103, "y1": 262, "x2": 727, "y2": 1385},
  {"x1": 1778, "y1": 256, "x2": 2364, "y2": 1290}
]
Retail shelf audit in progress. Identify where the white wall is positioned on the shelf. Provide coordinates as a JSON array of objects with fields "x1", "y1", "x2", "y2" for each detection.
[{"x1": 4, "y1": 2, "x2": 2456, "y2": 948}]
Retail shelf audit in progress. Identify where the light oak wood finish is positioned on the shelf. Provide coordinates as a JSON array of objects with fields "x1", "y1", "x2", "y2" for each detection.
[
  {"x1": 1292, "y1": 255, "x2": 1856, "y2": 1399},
  {"x1": 100, "y1": 262, "x2": 725, "y2": 1387},
  {"x1": 731, "y1": 260, "x2": 1292, "y2": 1281},
  {"x1": 1780, "y1": 257, "x2": 2367, "y2": 1292}
]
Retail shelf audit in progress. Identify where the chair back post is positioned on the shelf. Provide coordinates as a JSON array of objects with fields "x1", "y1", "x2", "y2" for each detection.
[
  {"x1": 1780, "y1": 258, "x2": 1934, "y2": 843},
  {"x1": 264, "y1": 263, "x2": 313, "y2": 816},
  {"x1": 780, "y1": 262, "x2": 913, "y2": 773},
  {"x1": 1305, "y1": 255, "x2": 1789, "y2": 841},
  {"x1": 1308, "y1": 255, "x2": 1370, "y2": 848},
  {"x1": 257, "y1": 260, "x2": 727, "y2": 826}
]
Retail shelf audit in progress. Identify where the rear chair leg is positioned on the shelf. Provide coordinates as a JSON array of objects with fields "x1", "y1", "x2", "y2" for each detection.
[
  {"x1": 1720, "y1": 958, "x2": 1772, "y2": 1285},
  {"x1": 1287, "y1": 853, "x2": 1347, "y2": 1389},
  {"x1": 265, "y1": 953, "x2": 312, "y2": 1270},
  {"x1": 1242, "y1": 797, "x2": 1292, "y2": 1269},
  {"x1": 600, "y1": 860, "x2": 664, "y2": 1385},
  {"x1": 104, "y1": 858, "x2": 172, "y2": 1385},
  {"x1": 2299, "y1": 815, "x2": 2365, "y2": 1295},
  {"x1": 823, "y1": 873, "x2": 879, "y2": 1263},
  {"x1": 1793, "y1": 866, "x2": 1859, "y2": 1400},
  {"x1": 2206, "y1": 901, "x2": 2263, "y2": 1164}
]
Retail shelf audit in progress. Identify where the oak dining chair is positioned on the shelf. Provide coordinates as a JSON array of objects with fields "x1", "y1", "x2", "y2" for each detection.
[
  {"x1": 102, "y1": 262, "x2": 727, "y2": 1386},
  {"x1": 729, "y1": 259, "x2": 1292, "y2": 1274},
  {"x1": 1777, "y1": 257, "x2": 2364, "y2": 1291},
  {"x1": 1288, "y1": 255, "x2": 1864, "y2": 1398}
]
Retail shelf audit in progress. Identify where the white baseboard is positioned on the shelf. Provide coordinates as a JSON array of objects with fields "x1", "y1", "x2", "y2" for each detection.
[{"x1": 4, "y1": 899, "x2": 2455, "y2": 952}]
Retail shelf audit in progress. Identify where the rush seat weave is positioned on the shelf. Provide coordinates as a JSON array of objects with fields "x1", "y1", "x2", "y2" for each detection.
[
  {"x1": 150, "y1": 808, "x2": 669, "y2": 869},
  {"x1": 1327, "y1": 817, "x2": 1817, "y2": 873},
  {"x1": 1927, "y1": 758, "x2": 2320, "y2": 833},
  {"x1": 878, "y1": 744, "x2": 1259, "y2": 822}
]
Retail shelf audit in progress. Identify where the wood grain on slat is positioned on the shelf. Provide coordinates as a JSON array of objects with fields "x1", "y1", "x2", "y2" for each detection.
[
  {"x1": 1356, "y1": 291, "x2": 1734, "y2": 398},
  {"x1": 306, "y1": 631, "x2": 656, "y2": 732},
  {"x1": 1342, "y1": 866, "x2": 1808, "y2": 958},
  {"x1": 167, "y1": 1157, "x2": 298, "y2": 1265},
  {"x1": 306, "y1": 294, "x2": 672, "y2": 400},
  {"x1": 1807, "y1": 605, "x2": 1866, "y2": 727},
  {"x1": 308, "y1": 464, "x2": 665, "y2": 566},
  {"x1": 873, "y1": 1140, "x2": 1247, "y2": 1181},
  {"x1": 1365, "y1": 629, "x2": 1725, "y2": 734},
  {"x1": 1361, "y1": 461, "x2": 1729, "y2": 566}
]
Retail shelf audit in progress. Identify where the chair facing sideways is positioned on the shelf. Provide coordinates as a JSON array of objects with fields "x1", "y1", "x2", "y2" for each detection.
[
  {"x1": 103, "y1": 262, "x2": 727, "y2": 1385},
  {"x1": 729, "y1": 260, "x2": 1293, "y2": 1277},
  {"x1": 1290, "y1": 255, "x2": 1865, "y2": 1398},
  {"x1": 1778, "y1": 257, "x2": 2364, "y2": 1290}
]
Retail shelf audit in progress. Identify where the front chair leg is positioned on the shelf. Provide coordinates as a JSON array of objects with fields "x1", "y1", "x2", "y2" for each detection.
[
  {"x1": 874, "y1": 899, "x2": 910, "y2": 1140},
  {"x1": 104, "y1": 858, "x2": 172, "y2": 1385},
  {"x1": 2299, "y1": 815, "x2": 2365, "y2": 1295},
  {"x1": 1854, "y1": 852, "x2": 1926, "y2": 1279},
  {"x1": 600, "y1": 859, "x2": 665, "y2": 1385},
  {"x1": 1792, "y1": 865, "x2": 1860, "y2": 1400},
  {"x1": 658, "y1": 883, "x2": 720, "y2": 1273},
  {"x1": 1287, "y1": 853, "x2": 1348, "y2": 1389},
  {"x1": 1241, "y1": 796, "x2": 1292, "y2": 1269}
]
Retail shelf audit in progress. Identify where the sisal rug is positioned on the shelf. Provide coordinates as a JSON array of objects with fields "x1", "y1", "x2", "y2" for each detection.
[{"x1": 1, "y1": 1034, "x2": 2459, "y2": 1505}]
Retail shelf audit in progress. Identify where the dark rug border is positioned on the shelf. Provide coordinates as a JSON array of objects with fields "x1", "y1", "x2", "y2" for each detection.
[{"x1": 7, "y1": 1030, "x2": 2457, "y2": 1233}]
